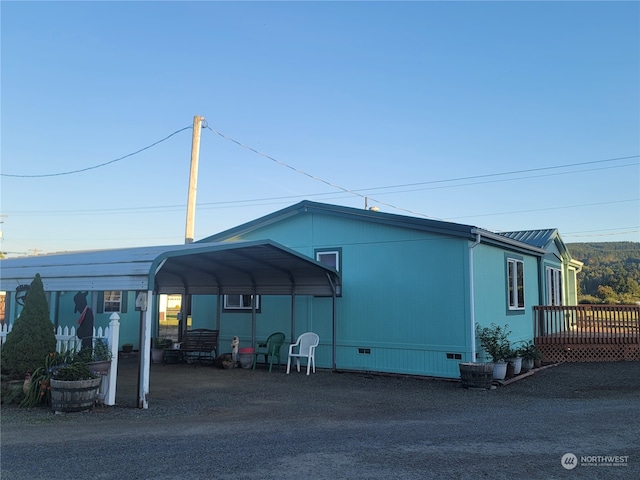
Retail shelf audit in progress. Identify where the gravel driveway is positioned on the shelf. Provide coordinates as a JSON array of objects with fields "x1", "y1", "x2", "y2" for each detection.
[{"x1": 2, "y1": 357, "x2": 639, "y2": 479}]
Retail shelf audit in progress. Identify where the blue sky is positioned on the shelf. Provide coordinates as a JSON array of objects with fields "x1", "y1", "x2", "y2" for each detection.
[{"x1": 1, "y1": 1, "x2": 639, "y2": 257}]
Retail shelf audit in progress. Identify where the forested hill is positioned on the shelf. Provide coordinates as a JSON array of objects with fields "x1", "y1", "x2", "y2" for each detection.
[{"x1": 567, "y1": 242, "x2": 640, "y2": 303}]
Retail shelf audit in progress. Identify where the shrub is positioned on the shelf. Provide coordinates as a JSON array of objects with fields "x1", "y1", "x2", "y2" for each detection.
[
  {"x1": 476, "y1": 323, "x2": 511, "y2": 362},
  {"x1": 0, "y1": 274, "x2": 56, "y2": 379}
]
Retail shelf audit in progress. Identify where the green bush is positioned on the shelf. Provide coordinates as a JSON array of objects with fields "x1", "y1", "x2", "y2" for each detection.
[
  {"x1": 21, "y1": 350, "x2": 76, "y2": 408},
  {"x1": 0, "y1": 274, "x2": 57, "y2": 379},
  {"x1": 476, "y1": 323, "x2": 511, "y2": 362},
  {"x1": 51, "y1": 362, "x2": 98, "y2": 381}
]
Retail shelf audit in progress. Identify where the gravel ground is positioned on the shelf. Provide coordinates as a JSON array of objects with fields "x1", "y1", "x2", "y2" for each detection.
[{"x1": 2, "y1": 357, "x2": 639, "y2": 479}]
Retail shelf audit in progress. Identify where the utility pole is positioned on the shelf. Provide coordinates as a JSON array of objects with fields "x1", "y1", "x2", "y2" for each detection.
[
  {"x1": 180, "y1": 115, "x2": 204, "y2": 343},
  {"x1": 184, "y1": 115, "x2": 205, "y2": 244}
]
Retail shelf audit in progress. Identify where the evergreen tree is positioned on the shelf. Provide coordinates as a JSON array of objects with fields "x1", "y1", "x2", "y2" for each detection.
[
  {"x1": 568, "y1": 242, "x2": 640, "y2": 303},
  {"x1": 0, "y1": 274, "x2": 56, "y2": 378}
]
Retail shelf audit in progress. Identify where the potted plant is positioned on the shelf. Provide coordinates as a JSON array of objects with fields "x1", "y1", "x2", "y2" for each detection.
[
  {"x1": 151, "y1": 337, "x2": 172, "y2": 364},
  {"x1": 49, "y1": 360, "x2": 101, "y2": 413},
  {"x1": 21, "y1": 351, "x2": 75, "y2": 408},
  {"x1": 476, "y1": 323, "x2": 511, "y2": 380},
  {"x1": 122, "y1": 343, "x2": 134, "y2": 354},
  {"x1": 78, "y1": 339, "x2": 112, "y2": 375},
  {"x1": 517, "y1": 341, "x2": 543, "y2": 372},
  {"x1": 505, "y1": 348, "x2": 522, "y2": 376}
]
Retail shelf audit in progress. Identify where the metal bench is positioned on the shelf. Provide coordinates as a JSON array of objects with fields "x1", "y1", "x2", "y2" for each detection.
[{"x1": 179, "y1": 329, "x2": 219, "y2": 365}]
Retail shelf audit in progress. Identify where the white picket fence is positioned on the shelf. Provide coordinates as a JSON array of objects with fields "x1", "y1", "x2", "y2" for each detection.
[
  {"x1": 0, "y1": 323, "x2": 109, "y2": 352},
  {"x1": 1, "y1": 318, "x2": 121, "y2": 406}
]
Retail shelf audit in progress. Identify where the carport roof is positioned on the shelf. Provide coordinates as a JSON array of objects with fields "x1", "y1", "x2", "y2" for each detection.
[{"x1": 0, "y1": 240, "x2": 340, "y2": 296}]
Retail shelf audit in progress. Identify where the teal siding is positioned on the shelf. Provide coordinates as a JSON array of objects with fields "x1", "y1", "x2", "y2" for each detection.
[
  {"x1": 56, "y1": 291, "x2": 141, "y2": 349},
  {"x1": 193, "y1": 208, "x2": 548, "y2": 378},
  {"x1": 473, "y1": 244, "x2": 540, "y2": 359},
  {"x1": 195, "y1": 212, "x2": 476, "y2": 378}
]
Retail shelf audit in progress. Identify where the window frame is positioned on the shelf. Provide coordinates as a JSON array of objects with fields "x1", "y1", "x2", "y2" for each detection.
[
  {"x1": 223, "y1": 294, "x2": 260, "y2": 312},
  {"x1": 506, "y1": 257, "x2": 525, "y2": 311},
  {"x1": 103, "y1": 290, "x2": 123, "y2": 313},
  {"x1": 315, "y1": 248, "x2": 341, "y2": 272},
  {"x1": 546, "y1": 266, "x2": 563, "y2": 306}
]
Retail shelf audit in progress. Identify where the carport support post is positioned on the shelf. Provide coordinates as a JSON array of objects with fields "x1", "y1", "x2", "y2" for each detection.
[
  {"x1": 290, "y1": 291, "x2": 296, "y2": 346},
  {"x1": 105, "y1": 313, "x2": 120, "y2": 406},
  {"x1": 251, "y1": 286, "x2": 257, "y2": 347},
  {"x1": 138, "y1": 290, "x2": 153, "y2": 409}
]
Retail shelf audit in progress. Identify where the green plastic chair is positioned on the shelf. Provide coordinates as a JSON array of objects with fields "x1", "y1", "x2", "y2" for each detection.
[{"x1": 252, "y1": 332, "x2": 286, "y2": 372}]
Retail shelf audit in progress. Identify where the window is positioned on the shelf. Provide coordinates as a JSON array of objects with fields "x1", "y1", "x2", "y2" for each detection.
[
  {"x1": 507, "y1": 258, "x2": 525, "y2": 310},
  {"x1": 316, "y1": 249, "x2": 340, "y2": 271},
  {"x1": 223, "y1": 294, "x2": 260, "y2": 311},
  {"x1": 103, "y1": 291, "x2": 122, "y2": 313},
  {"x1": 314, "y1": 248, "x2": 342, "y2": 296},
  {"x1": 546, "y1": 266, "x2": 563, "y2": 306}
]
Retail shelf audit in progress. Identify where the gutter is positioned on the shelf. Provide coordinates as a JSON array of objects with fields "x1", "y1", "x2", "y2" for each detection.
[{"x1": 469, "y1": 231, "x2": 482, "y2": 362}]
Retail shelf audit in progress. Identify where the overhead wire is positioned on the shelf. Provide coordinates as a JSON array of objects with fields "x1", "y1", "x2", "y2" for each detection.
[
  {"x1": 0, "y1": 125, "x2": 193, "y2": 178},
  {"x1": 204, "y1": 124, "x2": 441, "y2": 219},
  {"x1": 2, "y1": 121, "x2": 638, "y2": 235}
]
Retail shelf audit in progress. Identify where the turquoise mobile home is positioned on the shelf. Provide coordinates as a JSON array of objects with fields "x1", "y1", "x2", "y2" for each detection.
[
  {"x1": 192, "y1": 201, "x2": 582, "y2": 378},
  {"x1": 0, "y1": 200, "x2": 581, "y2": 385}
]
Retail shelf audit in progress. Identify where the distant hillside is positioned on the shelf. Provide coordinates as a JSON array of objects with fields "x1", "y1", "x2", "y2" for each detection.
[{"x1": 567, "y1": 242, "x2": 640, "y2": 304}]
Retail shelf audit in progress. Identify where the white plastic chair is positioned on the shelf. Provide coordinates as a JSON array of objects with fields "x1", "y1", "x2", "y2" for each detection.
[{"x1": 286, "y1": 332, "x2": 319, "y2": 375}]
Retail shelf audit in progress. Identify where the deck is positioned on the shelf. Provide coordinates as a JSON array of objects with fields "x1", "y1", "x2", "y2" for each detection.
[{"x1": 533, "y1": 305, "x2": 640, "y2": 362}]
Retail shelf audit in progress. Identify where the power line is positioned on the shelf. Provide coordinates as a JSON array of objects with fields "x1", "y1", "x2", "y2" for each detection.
[
  {"x1": 563, "y1": 230, "x2": 640, "y2": 239},
  {"x1": 362, "y1": 155, "x2": 640, "y2": 192},
  {"x1": 206, "y1": 124, "x2": 638, "y2": 191},
  {"x1": 0, "y1": 125, "x2": 193, "y2": 178},
  {"x1": 3, "y1": 120, "x2": 638, "y2": 226},
  {"x1": 446, "y1": 199, "x2": 639, "y2": 220},
  {"x1": 205, "y1": 125, "x2": 441, "y2": 219}
]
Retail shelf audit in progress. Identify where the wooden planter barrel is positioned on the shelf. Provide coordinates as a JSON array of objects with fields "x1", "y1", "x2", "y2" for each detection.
[
  {"x1": 459, "y1": 362, "x2": 494, "y2": 389},
  {"x1": 50, "y1": 378, "x2": 102, "y2": 413}
]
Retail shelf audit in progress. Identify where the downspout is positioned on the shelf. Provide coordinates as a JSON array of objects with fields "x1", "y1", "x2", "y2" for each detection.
[{"x1": 469, "y1": 232, "x2": 481, "y2": 362}]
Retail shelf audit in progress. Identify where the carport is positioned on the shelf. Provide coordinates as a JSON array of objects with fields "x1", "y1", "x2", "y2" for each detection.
[{"x1": 0, "y1": 240, "x2": 341, "y2": 408}]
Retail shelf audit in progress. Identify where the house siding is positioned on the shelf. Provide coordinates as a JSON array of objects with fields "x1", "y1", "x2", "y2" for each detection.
[
  {"x1": 473, "y1": 243, "x2": 540, "y2": 357},
  {"x1": 55, "y1": 290, "x2": 141, "y2": 349},
  {"x1": 194, "y1": 210, "x2": 475, "y2": 378}
]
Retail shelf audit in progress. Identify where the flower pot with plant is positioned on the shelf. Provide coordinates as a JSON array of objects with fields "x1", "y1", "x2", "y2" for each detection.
[
  {"x1": 49, "y1": 360, "x2": 101, "y2": 413},
  {"x1": 476, "y1": 323, "x2": 511, "y2": 380},
  {"x1": 517, "y1": 341, "x2": 543, "y2": 372},
  {"x1": 152, "y1": 338, "x2": 172, "y2": 364},
  {"x1": 505, "y1": 348, "x2": 522, "y2": 376},
  {"x1": 21, "y1": 351, "x2": 74, "y2": 408},
  {"x1": 78, "y1": 338, "x2": 112, "y2": 375}
]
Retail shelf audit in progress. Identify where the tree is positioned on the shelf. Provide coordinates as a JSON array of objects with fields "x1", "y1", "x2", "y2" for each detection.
[
  {"x1": 569, "y1": 242, "x2": 640, "y2": 304},
  {"x1": 596, "y1": 285, "x2": 618, "y2": 305},
  {"x1": 0, "y1": 274, "x2": 56, "y2": 378}
]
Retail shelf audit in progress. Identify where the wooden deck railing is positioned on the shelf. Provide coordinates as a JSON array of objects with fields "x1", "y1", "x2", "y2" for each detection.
[{"x1": 534, "y1": 305, "x2": 640, "y2": 345}]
